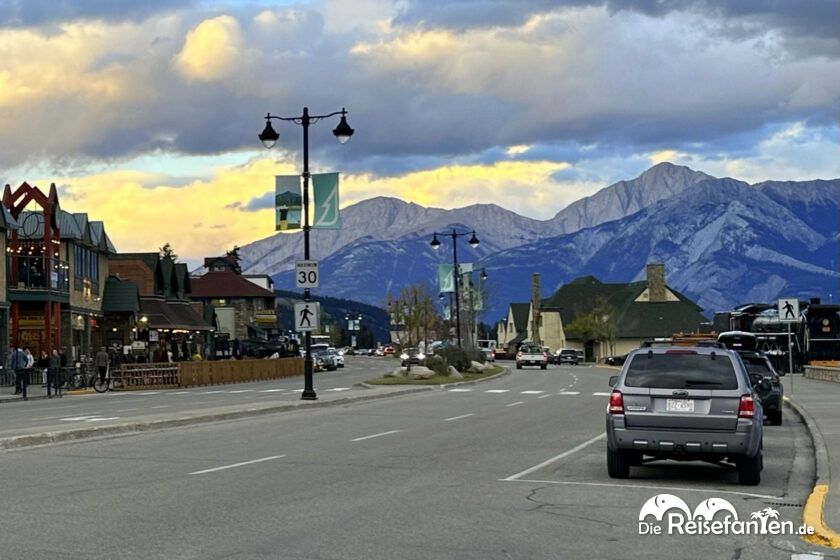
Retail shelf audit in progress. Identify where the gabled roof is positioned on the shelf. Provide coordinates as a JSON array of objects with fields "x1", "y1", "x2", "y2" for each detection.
[
  {"x1": 175, "y1": 263, "x2": 191, "y2": 294},
  {"x1": 542, "y1": 275, "x2": 706, "y2": 339},
  {"x1": 102, "y1": 277, "x2": 140, "y2": 313},
  {"x1": 72, "y1": 213, "x2": 92, "y2": 245},
  {"x1": 509, "y1": 302, "x2": 530, "y2": 333},
  {"x1": 59, "y1": 211, "x2": 83, "y2": 240},
  {"x1": 139, "y1": 297, "x2": 214, "y2": 331},
  {"x1": 190, "y1": 270, "x2": 275, "y2": 299}
]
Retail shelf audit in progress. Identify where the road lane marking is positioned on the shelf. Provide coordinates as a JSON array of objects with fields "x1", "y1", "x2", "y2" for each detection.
[
  {"x1": 503, "y1": 433, "x2": 607, "y2": 481},
  {"x1": 189, "y1": 455, "x2": 286, "y2": 476},
  {"x1": 506, "y1": 401, "x2": 524, "y2": 407},
  {"x1": 327, "y1": 387, "x2": 351, "y2": 391},
  {"x1": 592, "y1": 392, "x2": 612, "y2": 396},
  {"x1": 521, "y1": 390, "x2": 545, "y2": 394},
  {"x1": 227, "y1": 390, "x2": 253, "y2": 394},
  {"x1": 444, "y1": 413, "x2": 475, "y2": 422},
  {"x1": 201, "y1": 390, "x2": 225, "y2": 394},
  {"x1": 135, "y1": 392, "x2": 160, "y2": 395},
  {"x1": 59, "y1": 416, "x2": 101, "y2": 421},
  {"x1": 558, "y1": 392, "x2": 580, "y2": 395},
  {"x1": 171, "y1": 391, "x2": 192, "y2": 395},
  {"x1": 85, "y1": 417, "x2": 121, "y2": 422},
  {"x1": 351, "y1": 430, "x2": 401, "y2": 442},
  {"x1": 485, "y1": 389, "x2": 510, "y2": 393},
  {"x1": 258, "y1": 389, "x2": 285, "y2": 393},
  {"x1": 538, "y1": 394, "x2": 551, "y2": 399},
  {"x1": 448, "y1": 388, "x2": 472, "y2": 392},
  {"x1": 500, "y1": 479, "x2": 782, "y2": 500},
  {"x1": 151, "y1": 405, "x2": 170, "y2": 409}
]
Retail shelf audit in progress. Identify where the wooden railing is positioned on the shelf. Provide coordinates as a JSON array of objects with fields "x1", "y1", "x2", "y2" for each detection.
[{"x1": 116, "y1": 358, "x2": 303, "y2": 390}]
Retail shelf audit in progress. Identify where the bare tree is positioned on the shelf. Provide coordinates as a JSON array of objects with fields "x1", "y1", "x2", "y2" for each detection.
[{"x1": 386, "y1": 285, "x2": 439, "y2": 349}]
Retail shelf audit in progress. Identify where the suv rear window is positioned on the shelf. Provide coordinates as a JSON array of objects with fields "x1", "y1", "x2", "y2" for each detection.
[
  {"x1": 624, "y1": 352, "x2": 738, "y2": 389},
  {"x1": 560, "y1": 350, "x2": 577, "y2": 355},
  {"x1": 520, "y1": 345, "x2": 542, "y2": 353},
  {"x1": 741, "y1": 356, "x2": 772, "y2": 376}
]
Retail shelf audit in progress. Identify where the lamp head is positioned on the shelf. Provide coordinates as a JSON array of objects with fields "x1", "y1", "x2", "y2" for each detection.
[
  {"x1": 332, "y1": 109, "x2": 354, "y2": 144},
  {"x1": 259, "y1": 115, "x2": 279, "y2": 149},
  {"x1": 430, "y1": 233, "x2": 441, "y2": 250},
  {"x1": 468, "y1": 232, "x2": 479, "y2": 248}
]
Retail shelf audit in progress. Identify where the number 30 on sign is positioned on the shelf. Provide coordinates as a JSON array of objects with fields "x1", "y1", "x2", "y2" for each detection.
[{"x1": 296, "y1": 260, "x2": 319, "y2": 288}]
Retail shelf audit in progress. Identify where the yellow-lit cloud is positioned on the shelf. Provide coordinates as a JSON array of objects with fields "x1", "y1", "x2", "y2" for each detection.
[
  {"x1": 40, "y1": 157, "x2": 600, "y2": 263},
  {"x1": 173, "y1": 15, "x2": 243, "y2": 81}
]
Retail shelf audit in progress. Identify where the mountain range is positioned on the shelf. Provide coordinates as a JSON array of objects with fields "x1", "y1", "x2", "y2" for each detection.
[{"x1": 239, "y1": 162, "x2": 839, "y2": 320}]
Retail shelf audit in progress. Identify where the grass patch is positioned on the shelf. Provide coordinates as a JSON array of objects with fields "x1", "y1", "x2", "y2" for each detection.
[{"x1": 365, "y1": 365, "x2": 503, "y2": 385}]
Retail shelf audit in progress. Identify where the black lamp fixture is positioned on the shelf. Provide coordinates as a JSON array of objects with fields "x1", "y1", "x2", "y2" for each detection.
[
  {"x1": 332, "y1": 108, "x2": 354, "y2": 144},
  {"x1": 481, "y1": 268, "x2": 488, "y2": 281},
  {"x1": 258, "y1": 115, "x2": 280, "y2": 149},
  {"x1": 430, "y1": 233, "x2": 440, "y2": 250},
  {"x1": 468, "y1": 231, "x2": 480, "y2": 248}
]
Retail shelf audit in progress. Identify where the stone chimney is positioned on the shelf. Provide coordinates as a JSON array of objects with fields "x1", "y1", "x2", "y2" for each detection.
[
  {"x1": 646, "y1": 263, "x2": 666, "y2": 302},
  {"x1": 531, "y1": 273, "x2": 541, "y2": 344}
]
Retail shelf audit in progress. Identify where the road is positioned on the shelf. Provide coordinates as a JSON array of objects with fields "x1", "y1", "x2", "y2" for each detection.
[{"x1": 0, "y1": 359, "x2": 822, "y2": 559}]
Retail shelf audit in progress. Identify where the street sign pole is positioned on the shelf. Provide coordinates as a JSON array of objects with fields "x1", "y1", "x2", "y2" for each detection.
[
  {"x1": 301, "y1": 109, "x2": 316, "y2": 400},
  {"x1": 788, "y1": 321, "x2": 794, "y2": 394}
]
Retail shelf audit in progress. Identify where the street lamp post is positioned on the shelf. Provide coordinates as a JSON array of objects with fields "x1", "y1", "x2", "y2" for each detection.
[
  {"x1": 259, "y1": 107, "x2": 354, "y2": 400},
  {"x1": 430, "y1": 229, "x2": 479, "y2": 348}
]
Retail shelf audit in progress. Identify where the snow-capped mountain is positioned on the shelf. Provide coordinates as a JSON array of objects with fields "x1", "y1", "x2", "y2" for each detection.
[{"x1": 243, "y1": 163, "x2": 839, "y2": 319}]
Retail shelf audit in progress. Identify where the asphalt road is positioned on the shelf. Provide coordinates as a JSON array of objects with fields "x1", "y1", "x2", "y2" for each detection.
[{"x1": 0, "y1": 360, "x2": 823, "y2": 560}]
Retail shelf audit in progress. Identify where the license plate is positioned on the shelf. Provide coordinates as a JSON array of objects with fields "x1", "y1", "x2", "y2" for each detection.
[{"x1": 666, "y1": 399, "x2": 694, "y2": 412}]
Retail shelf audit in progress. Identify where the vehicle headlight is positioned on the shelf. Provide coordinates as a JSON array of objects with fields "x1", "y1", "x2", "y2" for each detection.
[
  {"x1": 417, "y1": 353, "x2": 425, "y2": 360},
  {"x1": 400, "y1": 353, "x2": 408, "y2": 360}
]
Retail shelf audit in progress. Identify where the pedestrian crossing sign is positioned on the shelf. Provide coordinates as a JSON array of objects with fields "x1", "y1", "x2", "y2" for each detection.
[
  {"x1": 777, "y1": 298, "x2": 799, "y2": 322},
  {"x1": 294, "y1": 302, "x2": 320, "y2": 332}
]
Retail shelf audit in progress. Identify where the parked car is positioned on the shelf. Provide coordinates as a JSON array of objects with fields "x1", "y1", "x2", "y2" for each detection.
[
  {"x1": 736, "y1": 351, "x2": 783, "y2": 425},
  {"x1": 383, "y1": 346, "x2": 396, "y2": 356},
  {"x1": 374, "y1": 347, "x2": 385, "y2": 357},
  {"x1": 555, "y1": 349, "x2": 579, "y2": 365},
  {"x1": 400, "y1": 347, "x2": 425, "y2": 367},
  {"x1": 606, "y1": 345, "x2": 764, "y2": 485},
  {"x1": 576, "y1": 350, "x2": 585, "y2": 363},
  {"x1": 516, "y1": 344, "x2": 548, "y2": 369}
]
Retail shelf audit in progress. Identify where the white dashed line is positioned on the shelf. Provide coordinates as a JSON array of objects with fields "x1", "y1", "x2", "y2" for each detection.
[
  {"x1": 135, "y1": 392, "x2": 160, "y2": 396},
  {"x1": 538, "y1": 394, "x2": 551, "y2": 399},
  {"x1": 592, "y1": 392, "x2": 612, "y2": 396},
  {"x1": 189, "y1": 455, "x2": 286, "y2": 476},
  {"x1": 448, "y1": 388, "x2": 472, "y2": 392},
  {"x1": 227, "y1": 390, "x2": 253, "y2": 394},
  {"x1": 506, "y1": 401, "x2": 524, "y2": 407},
  {"x1": 85, "y1": 417, "x2": 121, "y2": 422},
  {"x1": 444, "y1": 413, "x2": 475, "y2": 422},
  {"x1": 201, "y1": 390, "x2": 225, "y2": 394},
  {"x1": 351, "y1": 430, "x2": 401, "y2": 442},
  {"x1": 151, "y1": 405, "x2": 170, "y2": 409},
  {"x1": 171, "y1": 391, "x2": 192, "y2": 395},
  {"x1": 521, "y1": 390, "x2": 545, "y2": 394},
  {"x1": 485, "y1": 389, "x2": 510, "y2": 393},
  {"x1": 327, "y1": 387, "x2": 351, "y2": 391},
  {"x1": 258, "y1": 389, "x2": 285, "y2": 393},
  {"x1": 558, "y1": 392, "x2": 580, "y2": 395}
]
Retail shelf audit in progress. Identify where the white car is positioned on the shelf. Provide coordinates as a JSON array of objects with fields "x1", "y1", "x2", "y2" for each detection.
[{"x1": 327, "y1": 347, "x2": 345, "y2": 368}]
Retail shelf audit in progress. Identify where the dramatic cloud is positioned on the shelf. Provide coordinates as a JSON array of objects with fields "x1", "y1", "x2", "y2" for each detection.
[{"x1": 0, "y1": 0, "x2": 836, "y2": 260}]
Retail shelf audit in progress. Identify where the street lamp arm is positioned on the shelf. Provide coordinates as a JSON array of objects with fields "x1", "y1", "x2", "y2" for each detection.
[
  {"x1": 430, "y1": 229, "x2": 475, "y2": 238},
  {"x1": 264, "y1": 109, "x2": 348, "y2": 126}
]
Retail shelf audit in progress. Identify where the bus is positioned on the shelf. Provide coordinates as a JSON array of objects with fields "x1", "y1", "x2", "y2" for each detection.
[{"x1": 311, "y1": 335, "x2": 331, "y2": 347}]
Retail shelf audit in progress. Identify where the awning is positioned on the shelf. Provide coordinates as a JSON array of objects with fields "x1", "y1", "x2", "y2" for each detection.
[{"x1": 140, "y1": 297, "x2": 214, "y2": 331}]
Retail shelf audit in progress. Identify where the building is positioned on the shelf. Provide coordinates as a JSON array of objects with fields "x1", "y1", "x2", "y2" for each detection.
[
  {"x1": 498, "y1": 302, "x2": 530, "y2": 355},
  {"x1": 4, "y1": 182, "x2": 116, "y2": 362},
  {"x1": 108, "y1": 253, "x2": 213, "y2": 360},
  {"x1": 536, "y1": 264, "x2": 707, "y2": 361},
  {"x1": 190, "y1": 255, "x2": 278, "y2": 341}
]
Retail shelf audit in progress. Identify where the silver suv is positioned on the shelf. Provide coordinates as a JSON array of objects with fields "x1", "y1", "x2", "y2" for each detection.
[{"x1": 605, "y1": 346, "x2": 764, "y2": 485}]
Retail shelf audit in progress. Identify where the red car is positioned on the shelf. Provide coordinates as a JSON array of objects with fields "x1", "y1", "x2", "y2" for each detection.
[{"x1": 383, "y1": 346, "x2": 396, "y2": 356}]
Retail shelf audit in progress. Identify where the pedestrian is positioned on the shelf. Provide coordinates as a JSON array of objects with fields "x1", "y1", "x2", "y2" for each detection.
[
  {"x1": 95, "y1": 346, "x2": 109, "y2": 384},
  {"x1": 50, "y1": 349, "x2": 61, "y2": 391},
  {"x1": 38, "y1": 350, "x2": 49, "y2": 386},
  {"x1": 23, "y1": 347, "x2": 34, "y2": 369},
  {"x1": 9, "y1": 347, "x2": 27, "y2": 396},
  {"x1": 59, "y1": 347, "x2": 68, "y2": 368}
]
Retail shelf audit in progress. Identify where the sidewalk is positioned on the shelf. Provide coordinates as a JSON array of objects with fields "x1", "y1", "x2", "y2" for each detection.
[
  {"x1": 0, "y1": 382, "x2": 64, "y2": 403},
  {"x1": 787, "y1": 373, "x2": 840, "y2": 547}
]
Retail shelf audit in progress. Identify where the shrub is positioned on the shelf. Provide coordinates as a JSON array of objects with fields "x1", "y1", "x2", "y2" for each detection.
[
  {"x1": 424, "y1": 355, "x2": 449, "y2": 376},
  {"x1": 436, "y1": 346, "x2": 472, "y2": 372},
  {"x1": 468, "y1": 349, "x2": 486, "y2": 364}
]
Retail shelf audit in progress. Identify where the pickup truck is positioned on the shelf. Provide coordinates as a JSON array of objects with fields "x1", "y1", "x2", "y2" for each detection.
[{"x1": 516, "y1": 343, "x2": 548, "y2": 370}]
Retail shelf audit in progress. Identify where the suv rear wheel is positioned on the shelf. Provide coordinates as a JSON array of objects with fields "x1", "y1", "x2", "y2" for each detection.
[
  {"x1": 607, "y1": 448, "x2": 631, "y2": 479},
  {"x1": 738, "y1": 452, "x2": 762, "y2": 486}
]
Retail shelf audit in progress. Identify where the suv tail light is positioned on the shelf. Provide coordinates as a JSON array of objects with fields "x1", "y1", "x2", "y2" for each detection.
[
  {"x1": 608, "y1": 391, "x2": 624, "y2": 414},
  {"x1": 738, "y1": 394, "x2": 755, "y2": 419}
]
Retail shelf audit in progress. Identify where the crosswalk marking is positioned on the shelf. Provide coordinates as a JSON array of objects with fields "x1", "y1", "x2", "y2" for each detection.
[
  {"x1": 448, "y1": 388, "x2": 472, "y2": 392},
  {"x1": 558, "y1": 392, "x2": 580, "y2": 395},
  {"x1": 520, "y1": 390, "x2": 545, "y2": 394},
  {"x1": 485, "y1": 389, "x2": 510, "y2": 393},
  {"x1": 592, "y1": 392, "x2": 612, "y2": 396}
]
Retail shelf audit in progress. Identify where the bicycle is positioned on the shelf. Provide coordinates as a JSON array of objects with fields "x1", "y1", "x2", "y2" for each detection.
[{"x1": 93, "y1": 370, "x2": 124, "y2": 393}]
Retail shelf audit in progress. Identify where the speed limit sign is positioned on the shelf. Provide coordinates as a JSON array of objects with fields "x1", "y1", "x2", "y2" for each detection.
[{"x1": 295, "y1": 260, "x2": 319, "y2": 288}]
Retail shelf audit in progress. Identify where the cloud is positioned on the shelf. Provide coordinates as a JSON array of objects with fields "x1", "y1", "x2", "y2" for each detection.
[
  {"x1": 0, "y1": 0, "x2": 194, "y2": 27},
  {"x1": 173, "y1": 15, "x2": 244, "y2": 81}
]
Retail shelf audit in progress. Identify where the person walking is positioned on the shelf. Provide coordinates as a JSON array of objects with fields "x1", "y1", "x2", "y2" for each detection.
[
  {"x1": 49, "y1": 349, "x2": 61, "y2": 393},
  {"x1": 37, "y1": 350, "x2": 49, "y2": 386},
  {"x1": 95, "y1": 346, "x2": 109, "y2": 384}
]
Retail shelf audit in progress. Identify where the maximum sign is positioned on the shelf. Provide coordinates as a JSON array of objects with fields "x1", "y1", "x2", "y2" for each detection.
[{"x1": 296, "y1": 260, "x2": 319, "y2": 288}]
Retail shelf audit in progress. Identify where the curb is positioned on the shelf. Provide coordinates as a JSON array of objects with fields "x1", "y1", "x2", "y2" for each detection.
[
  {"x1": 785, "y1": 397, "x2": 840, "y2": 548},
  {"x1": 0, "y1": 386, "x2": 434, "y2": 451},
  {"x1": 359, "y1": 365, "x2": 510, "y2": 390}
]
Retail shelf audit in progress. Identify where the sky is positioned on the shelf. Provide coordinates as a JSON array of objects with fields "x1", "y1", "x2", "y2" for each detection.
[{"x1": 0, "y1": 0, "x2": 837, "y2": 264}]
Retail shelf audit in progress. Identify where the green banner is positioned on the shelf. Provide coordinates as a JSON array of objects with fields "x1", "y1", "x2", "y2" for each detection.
[
  {"x1": 438, "y1": 264, "x2": 454, "y2": 293},
  {"x1": 312, "y1": 172, "x2": 340, "y2": 229},
  {"x1": 275, "y1": 175, "x2": 302, "y2": 231}
]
